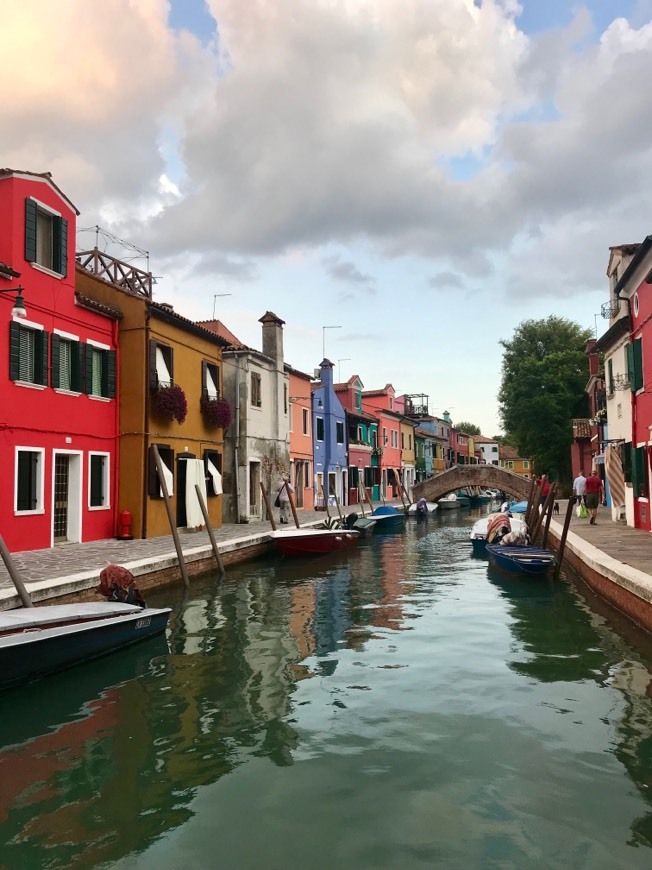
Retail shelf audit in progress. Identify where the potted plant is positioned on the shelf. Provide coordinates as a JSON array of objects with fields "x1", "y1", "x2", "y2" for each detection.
[
  {"x1": 152, "y1": 383, "x2": 188, "y2": 424},
  {"x1": 201, "y1": 396, "x2": 232, "y2": 429}
]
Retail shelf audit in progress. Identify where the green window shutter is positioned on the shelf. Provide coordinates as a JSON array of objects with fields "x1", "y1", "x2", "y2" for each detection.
[
  {"x1": 627, "y1": 343, "x2": 635, "y2": 392},
  {"x1": 24, "y1": 198, "x2": 37, "y2": 263},
  {"x1": 71, "y1": 341, "x2": 82, "y2": 392},
  {"x1": 84, "y1": 343, "x2": 94, "y2": 394},
  {"x1": 607, "y1": 358, "x2": 614, "y2": 394},
  {"x1": 201, "y1": 360, "x2": 208, "y2": 400},
  {"x1": 633, "y1": 446, "x2": 648, "y2": 498},
  {"x1": 149, "y1": 340, "x2": 158, "y2": 391},
  {"x1": 633, "y1": 338, "x2": 643, "y2": 392},
  {"x1": 90, "y1": 456, "x2": 104, "y2": 506},
  {"x1": 9, "y1": 322, "x2": 21, "y2": 381},
  {"x1": 17, "y1": 451, "x2": 38, "y2": 511},
  {"x1": 35, "y1": 331, "x2": 49, "y2": 386},
  {"x1": 105, "y1": 350, "x2": 116, "y2": 398},
  {"x1": 50, "y1": 333, "x2": 60, "y2": 389},
  {"x1": 52, "y1": 216, "x2": 68, "y2": 276}
]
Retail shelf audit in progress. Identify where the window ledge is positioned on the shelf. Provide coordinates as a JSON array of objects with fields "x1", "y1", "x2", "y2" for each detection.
[
  {"x1": 15, "y1": 509, "x2": 45, "y2": 516},
  {"x1": 55, "y1": 388, "x2": 82, "y2": 397},
  {"x1": 88, "y1": 505, "x2": 111, "y2": 512},
  {"x1": 31, "y1": 262, "x2": 64, "y2": 280},
  {"x1": 14, "y1": 381, "x2": 47, "y2": 391},
  {"x1": 88, "y1": 395, "x2": 111, "y2": 402}
]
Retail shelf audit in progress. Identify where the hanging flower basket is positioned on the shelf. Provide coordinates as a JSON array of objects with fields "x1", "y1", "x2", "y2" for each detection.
[
  {"x1": 152, "y1": 384, "x2": 188, "y2": 424},
  {"x1": 201, "y1": 396, "x2": 232, "y2": 429}
]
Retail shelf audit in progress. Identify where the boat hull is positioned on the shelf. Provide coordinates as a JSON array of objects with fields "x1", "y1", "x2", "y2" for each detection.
[
  {"x1": 0, "y1": 607, "x2": 171, "y2": 691},
  {"x1": 486, "y1": 544, "x2": 554, "y2": 576},
  {"x1": 270, "y1": 529, "x2": 359, "y2": 556}
]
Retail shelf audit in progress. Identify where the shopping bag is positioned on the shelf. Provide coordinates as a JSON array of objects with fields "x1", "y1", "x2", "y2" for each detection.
[
  {"x1": 274, "y1": 495, "x2": 281, "y2": 508},
  {"x1": 577, "y1": 500, "x2": 588, "y2": 518}
]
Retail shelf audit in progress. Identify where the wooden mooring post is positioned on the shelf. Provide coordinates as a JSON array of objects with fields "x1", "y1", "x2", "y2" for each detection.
[
  {"x1": 523, "y1": 477, "x2": 537, "y2": 528},
  {"x1": 260, "y1": 484, "x2": 277, "y2": 531},
  {"x1": 152, "y1": 444, "x2": 189, "y2": 589},
  {"x1": 194, "y1": 484, "x2": 225, "y2": 577},
  {"x1": 0, "y1": 533, "x2": 34, "y2": 608},
  {"x1": 554, "y1": 496, "x2": 576, "y2": 580},
  {"x1": 530, "y1": 483, "x2": 556, "y2": 545},
  {"x1": 284, "y1": 481, "x2": 301, "y2": 528}
]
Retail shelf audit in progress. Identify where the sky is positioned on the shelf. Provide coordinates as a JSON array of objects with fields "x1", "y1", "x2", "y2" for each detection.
[{"x1": 3, "y1": 0, "x2": 652, "y2": 435}]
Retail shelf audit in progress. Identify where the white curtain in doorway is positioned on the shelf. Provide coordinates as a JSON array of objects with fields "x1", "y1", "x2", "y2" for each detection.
[{"x1": 185, "y1": 459, "x2": 207, "y2": 530}]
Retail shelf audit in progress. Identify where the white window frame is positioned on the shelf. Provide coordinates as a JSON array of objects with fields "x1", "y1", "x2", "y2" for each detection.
[
  {"x1": 302, "y1": 407, "x2": 309, "y2": 436},
  {"x1": 14, "y1": 446, "x2": 45, "y2": 515},
  {"x1": 28, "y1": 196, "x2": 65, "y2": 279},
  {"x1": 88, "y1": 452, "x2": 111, "y2": 511}
]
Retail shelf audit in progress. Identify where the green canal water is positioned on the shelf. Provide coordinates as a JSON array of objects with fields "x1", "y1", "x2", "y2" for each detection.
[{"x1": 1, "y1": 511, "x2": 652, "y2": 869}]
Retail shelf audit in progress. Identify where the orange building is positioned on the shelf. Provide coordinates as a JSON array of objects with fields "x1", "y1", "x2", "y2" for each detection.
[
  {"x1": 287, "y1": 364, "x2": 314, "y2": 509},
  {"x1": 76, "y1": 252, "x2": 229, "y2": 538},
  {"x1": 499, "y1": 444, "x2": 533, "y2": 478}
]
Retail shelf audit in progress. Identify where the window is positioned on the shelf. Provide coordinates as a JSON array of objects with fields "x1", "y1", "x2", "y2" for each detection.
[
  {"x1": 492, "y1": 445, "x2": 498, "y2": 453},
  {"x1": 632, "y1": 445, "x2": 648, "y2": 498},
  {"x1": 51, "y1": 333, "x2": 82, "y2": 392},
  {"x1": 508, "y1": 460, "x2": 514, "y2": 469},
  {"x1": 251, "y1": 371, "x2": 262, "y2": 407},
  {"x1": 9, "y1": 321, "x2": 48, "y2": 386},
  {"x1": 202, "y1": 361, "x2": 220, "y2": 399},
  {"x1": 149, "y1": 340, "x2": 173, "y2": 390},
  {"x1": 86, "y1": 343, "x2": 116, "y2": 399},
  {"x1": 355, "y1": 391, "x2": 362, "y2": 411},
  {"x1": 148, "y1": 444, "x2": 174, "y2": 498},
  {"x1": 25, "y1": 197, "x2": 68, "y2": 276},
  {"x1": 302, "y1": 407, "x2": 309, "y2": 435},
  {"x1": 15, "y1": 448, "x2": 44, "y2": 513},
  {"x1": 627, "y1": 339, "x2": 643, "y2": 393},
  {"x1": 357, "y1": 426, "x2": 363, "y2": 442},
  {"x1": 401, "y1": 432, "x2": 405, "y2": 449},
  {"x1": 391, "y1": 430, "x2": 398, "y2": 448},
  {"x1": 523, "y1": 461, "x2": 529, "y2": 470},
  {"x1": 383, "y1": 427, "x2": 387, "y2": 445},
  {"x1": 89, "y1": 453, "x2": 110, "y2": 508},
  {"x1": 316, "y1": 417, "x2": 324, "y2": 441},
  {"x1": 389, "y1": 396, "x2": 393, "y2": 409},
  {"x1": 204, "y1": 450, "x2": 223, "y2": 496},
  {"x1": 336, "y1": 421, "x2": 344, "y2": 444}
]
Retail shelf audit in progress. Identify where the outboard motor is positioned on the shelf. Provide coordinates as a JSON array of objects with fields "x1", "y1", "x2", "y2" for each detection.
[{"x1": 344, "y1": 512, "x2": 359, "y2": 530}]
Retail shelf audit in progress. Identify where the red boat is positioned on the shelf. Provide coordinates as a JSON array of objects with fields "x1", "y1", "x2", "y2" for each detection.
[{"x1": 269, "y1": 528, "x2": 360, "y2": 557}]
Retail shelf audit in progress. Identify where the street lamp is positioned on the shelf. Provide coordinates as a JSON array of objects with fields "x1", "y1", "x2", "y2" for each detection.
[
  {"x1": 0, "y1": 285, "x2": 27, "y2": 318},
  {"x1": 212, "y1": 293, "x2": 232, "y2": 320},
  {"x1": 322, "y1": 324, "x2": 341, "y2": 359},
  {"x1": 337, "y1": 358, "x2": 351, "y2": 381}
]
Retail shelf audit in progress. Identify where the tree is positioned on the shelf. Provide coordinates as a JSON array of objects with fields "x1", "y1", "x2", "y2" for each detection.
[
  {"x1": 498, "y1": 316, "x2": 593, "y2": 482},
  {"x1": 455, "y1": 421, "x2": 481, "y2": 436}
]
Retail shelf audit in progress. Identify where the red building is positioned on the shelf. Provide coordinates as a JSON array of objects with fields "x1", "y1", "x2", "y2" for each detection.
[
  {"x1": 362, "y1": 384, "x2": 402, "y2": 499},
  {"x1": 0, "y1": 170, "x2": 120, "y2": 552}
]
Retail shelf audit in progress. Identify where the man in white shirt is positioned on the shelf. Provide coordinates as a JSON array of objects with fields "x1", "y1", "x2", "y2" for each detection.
[{"x1": 573, "y1": 471, "x2": 587, "y2": 498}]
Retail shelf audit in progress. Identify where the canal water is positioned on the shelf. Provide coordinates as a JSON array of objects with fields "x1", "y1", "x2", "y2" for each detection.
[{"x1": 1, "y1": 511, "x2": 652, "y2": 869}]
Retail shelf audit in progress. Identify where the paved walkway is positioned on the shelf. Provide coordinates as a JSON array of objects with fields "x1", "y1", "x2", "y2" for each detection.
[{"x1": 2, "y1": 500, "x2": 651, "y2": 611}]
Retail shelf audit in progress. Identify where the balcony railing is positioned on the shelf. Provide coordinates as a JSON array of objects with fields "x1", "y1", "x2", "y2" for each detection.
[
  {"x1": 601, "y1": 299, "x2": 620, "y2": 319},
  {"x1": 76, "y1": 248, "x2": 153, "y2": 298}
]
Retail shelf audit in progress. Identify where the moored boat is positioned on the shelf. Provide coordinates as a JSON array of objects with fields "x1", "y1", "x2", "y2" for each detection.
[
  {"x1": 269, "y1": 527, "x2": 360, "y2": 556},
  {"x1": 437, "y1": 493, "x2": 462, "y2": 510},
  {"x1": 0, "y1": 602, "x2": 171, "y2": 692},
  {"x1": 485, "y1": 544, "x2": 555, "y2": 576},
  {"x1": 406, "y1": 501, "x2": 438, "y2": 516},
  {"x1": 469, "y1": 515, "x2": 528, "y2": 555},
  {"x1": 371, "y1": 505, "x2": 406, "y2": 530}
]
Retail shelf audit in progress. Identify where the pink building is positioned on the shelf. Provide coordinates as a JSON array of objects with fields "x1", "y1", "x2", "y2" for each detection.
[{"x1": 287, "y1": 365, "x2": 314, "y2": 509}]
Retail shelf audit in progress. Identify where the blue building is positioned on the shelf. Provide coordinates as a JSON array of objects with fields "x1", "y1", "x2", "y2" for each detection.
[{"x1": 312, "y1": 359, "x2": 348, "y2": 507}]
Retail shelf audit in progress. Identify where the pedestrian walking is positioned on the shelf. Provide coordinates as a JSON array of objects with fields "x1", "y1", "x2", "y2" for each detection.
[
  {"x1": 572, "y1": 470, "x2": 587, "y2": 499},
  {"x1": 584, "y1": 471, "x2": 604, "y2": 525},
  {"x1": 275, "y1": 475, "x2": 294, "y2": 524}
]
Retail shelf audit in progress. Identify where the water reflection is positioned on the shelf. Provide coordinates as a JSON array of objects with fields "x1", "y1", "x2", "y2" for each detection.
[{"x1": 0, "y1": 518, "x2": 651, "y2": 867}]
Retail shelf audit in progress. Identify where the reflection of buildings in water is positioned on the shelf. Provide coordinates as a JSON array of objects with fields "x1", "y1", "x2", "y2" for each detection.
[
  {"x1": 312, "y1": 566, "x2": 352, "y2": 674},
  {"x1": 288, "y1": 582, "x2": 317, "y2": 680}
]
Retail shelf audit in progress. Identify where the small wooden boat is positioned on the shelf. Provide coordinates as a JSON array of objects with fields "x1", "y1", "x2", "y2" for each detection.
[
  {"x1": 406, "y1": 501, "x2": 438, "y2": 517},
  {"x1": 371, "y1": 505, "x2": 406, "y2": 530},
  {"x1": 352, "y1": 516, "x2": 377, "y2": 534},
  {"x1": 0, "y1": 602, "x2": 171, "y2": 691},
  {"x1": 269, "y1": 527, "x2": 359, "y2": 556},
  {"x1": 485, "y1": 544, "x2": 555, "y2": 576},
  {"x1": 437, "y1": 493, "x2": 462, "y2": 510},
  {"x1": 469, "y1": 516, "x2": 527, "y2": 555}
]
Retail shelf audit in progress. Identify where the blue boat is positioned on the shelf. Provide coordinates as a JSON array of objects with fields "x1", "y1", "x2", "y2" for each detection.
[
  {"x1": 486, "y1": 544, "x2": 555, "y2": 576},
  {"x1": 371, "y1": 505, "x2": 406, "y2": 530},
  {"x1": 507, "y1": 500, "x2": 528, "y2": 514}
]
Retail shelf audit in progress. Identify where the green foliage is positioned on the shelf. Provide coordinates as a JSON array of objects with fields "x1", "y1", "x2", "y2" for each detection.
[
  {"x1": 455, "y1": 421, "x2": 481, "y2": 436},
  {"x1": 498, "y1": 316, "x2": 593, "y2": 482}
]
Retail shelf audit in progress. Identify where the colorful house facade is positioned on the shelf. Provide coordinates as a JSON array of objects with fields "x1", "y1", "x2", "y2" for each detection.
[
  {"x1": 362, "y1": 384, "x2": 402, "y2": 498},
  {"x1": 312, "y1": 359, "x2": 347, "y2": 507},
  {"x1": 334, "y1": 375, "x2": 380, "y2": 504},
  {"x1": 77, "y1": 261, "x2": 228, "y2": 539},
  {"x1": 287, "y1": 364, "x2": 314, "y2": 509},
  {"x1": 0, "y1": 169, "x2": 120, "y2": 552}
]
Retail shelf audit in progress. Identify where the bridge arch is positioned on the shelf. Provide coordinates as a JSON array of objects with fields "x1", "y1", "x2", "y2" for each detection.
[{"x1": 413, "y1": 466, "x2": 531, "y2": 502}]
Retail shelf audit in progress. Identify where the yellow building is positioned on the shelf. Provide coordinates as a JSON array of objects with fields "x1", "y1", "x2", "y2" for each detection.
[
  {"x1": 76, "y1": 253, "x2": 229, "y2": 538},
  {"x1": 400, "y1": 418, "x2": 417, "y2": 492}
]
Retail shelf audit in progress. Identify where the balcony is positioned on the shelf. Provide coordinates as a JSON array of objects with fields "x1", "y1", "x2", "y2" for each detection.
[{"x1": 76, "y1": 247, "x2": 153, "y2": 298}]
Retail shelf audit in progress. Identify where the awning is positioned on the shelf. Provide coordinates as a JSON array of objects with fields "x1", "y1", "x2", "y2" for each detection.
[{"x1": 605, "y1": 444, "x2": 625, "y2": 508}]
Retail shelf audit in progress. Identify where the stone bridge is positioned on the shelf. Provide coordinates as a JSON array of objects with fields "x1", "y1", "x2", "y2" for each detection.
[{"x1": 413, "y1": 465, "x2": 531, "y2": 502}]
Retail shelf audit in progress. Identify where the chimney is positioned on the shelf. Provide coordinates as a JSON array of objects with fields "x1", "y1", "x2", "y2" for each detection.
[
  {"x1": 319, "y1": 358, "x2": 334, "y2": 390},
  {"x1": 259, "y1": 311, "x2": 285, "y2": 370},
  {"x1": 586, "y1": 338, "x2": 599, "y2": 377}
]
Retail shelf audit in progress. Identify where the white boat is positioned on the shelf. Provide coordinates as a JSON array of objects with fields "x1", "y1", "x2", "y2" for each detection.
[
  {"x1": 406, "y1": 501, "x2": 438, "y2": 515},
  {"x1": 437, "y1": 493, "x2": 462, "y2": 510},
  {"x1": 0, "y1": 602, "x2": 171, "y2": 691},
  {"x1": 469, "y1": 515, "x2": 528, "y2": 555}
]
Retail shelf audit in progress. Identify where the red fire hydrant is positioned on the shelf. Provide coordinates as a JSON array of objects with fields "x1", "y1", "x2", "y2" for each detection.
[{"x1": 117, "y1": 509, "x2": 133, "y2": 540}]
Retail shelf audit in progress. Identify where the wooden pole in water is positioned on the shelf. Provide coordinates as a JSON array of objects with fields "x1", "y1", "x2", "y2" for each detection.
[
  {"x1": 260, "y1": 483, "x2": 277, "y2": 531},
  {"x1": 527, "y1": 477, "x2": 546, "y2": 537},
  {"x1": 555, "y1": 496, "x2": 576, "y2": 580},
  {"x1": 530, "y1": 483, "x2": 556, "y2": 544},
  {"x1": 357, "y1": 478, "x2": 366, "y2": 517},
  {"x1": 0, "y1": 533, "x2": 34, "y2": 608},
  {"x1": 284, "y1": 481, "x2": 300, "y2": 528},
  {"x1": 194, "y1": 484, "x2": 225, "y2": 576},
  {"x1": 541, "y1": 483, "x2": 557, "y2": 550},
  {"x1": 152, "y1": 444, "x2": 189, "y2": 589},
  {"x1": 523, "y1": 477, "x2": 537, "y2": 527},
  {"x1": 333, "y1": 491, "x2": 344, "y2": 522}
]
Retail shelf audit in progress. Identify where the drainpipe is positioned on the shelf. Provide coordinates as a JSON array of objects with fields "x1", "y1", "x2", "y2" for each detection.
[
  {"x1": 234, "y1": 354, "x2": 241, "y2": 523},
  {"x1": 112, "y1": 316, "x2": 120, "y2": 538}
]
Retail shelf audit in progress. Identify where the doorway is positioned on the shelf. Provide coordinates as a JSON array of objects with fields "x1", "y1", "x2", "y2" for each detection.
[
  {"x1": 249, "y1": 461, "x2": 261, "y2": 517},
  {"x1": 52, "y1": 451, "x2": 82, "y2": 544}
]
